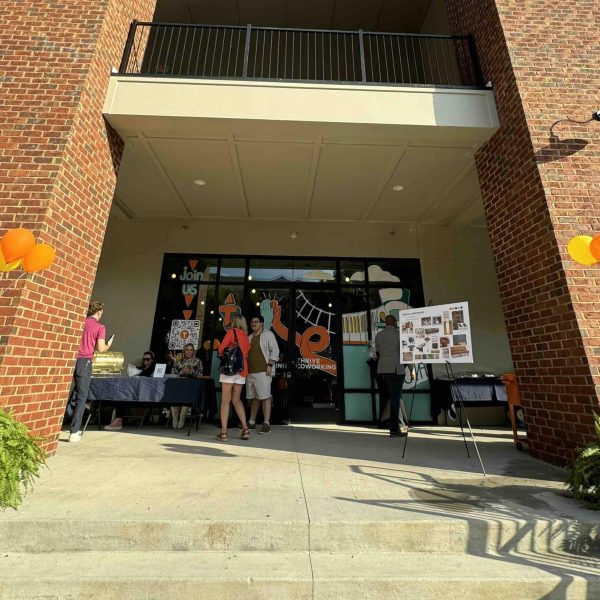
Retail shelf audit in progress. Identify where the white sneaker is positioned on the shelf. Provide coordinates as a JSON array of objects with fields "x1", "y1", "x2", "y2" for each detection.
[
  {"x1": 177, "y1": 411, "x2": 188, "y2": 429},
  {"x1": 69, "y1": 432, "x2": 81, "y2": 443}
]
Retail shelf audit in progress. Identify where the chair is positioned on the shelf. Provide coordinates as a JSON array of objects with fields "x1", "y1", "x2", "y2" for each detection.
[{"x1": 502, "y1": 373, "x2": 528, "y2": 451}]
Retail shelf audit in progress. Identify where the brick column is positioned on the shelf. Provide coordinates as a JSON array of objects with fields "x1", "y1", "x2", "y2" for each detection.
[
  {"x1": 446, "y1": 0, "x2": 600, "y2": 464},
  {"x1": 0, "y1": 0, "x2": 156, "y2": 453}
]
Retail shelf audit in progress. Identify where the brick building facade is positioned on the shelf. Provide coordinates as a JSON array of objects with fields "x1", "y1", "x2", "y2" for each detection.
[
  {"x1": 0, "y1": 0, "x2": 156, "y2": 451},
  {"x1": 447, "y1": 0, "x2": 600, "y2": 464},
  {"x1": 0, "y1": 0, "x2": 598, "y2": 464}
]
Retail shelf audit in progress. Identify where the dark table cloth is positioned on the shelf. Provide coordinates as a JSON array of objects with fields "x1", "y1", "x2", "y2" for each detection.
[
  {"x1": 431, "y1": 377, "x2": 506, "y2": 420},
  {"x1": 88, "y1": 376, "x2": 216, "y2": 417}
]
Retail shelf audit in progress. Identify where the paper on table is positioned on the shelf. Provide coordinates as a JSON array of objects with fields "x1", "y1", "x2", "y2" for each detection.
[{"x1": 127, "y1": 364, "x2": 141, "y2": 377}]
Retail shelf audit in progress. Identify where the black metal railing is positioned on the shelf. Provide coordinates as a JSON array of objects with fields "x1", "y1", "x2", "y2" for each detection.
[{"x1": 118, "y1": 22, "x2": 484, "y2": 88}]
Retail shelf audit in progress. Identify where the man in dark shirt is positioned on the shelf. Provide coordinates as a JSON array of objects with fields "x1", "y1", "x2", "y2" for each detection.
[{"x1": 375, "y1": 315, "x2": 408, "y2": 437}]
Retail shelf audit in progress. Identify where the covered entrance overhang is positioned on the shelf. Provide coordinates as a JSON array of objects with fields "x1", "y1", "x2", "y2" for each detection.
[
  {"x1": 96, "y1": 70, "x2": 512, "y2": 428},
  {"x1": 103, "y1": 77, "x2": 498, "y2": 226}
]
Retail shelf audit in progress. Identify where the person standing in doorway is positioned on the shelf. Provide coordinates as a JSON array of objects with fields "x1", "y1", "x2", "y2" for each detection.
[
  {"x1": 69, "y1": 301, "x2": 113, "y2": 443},
  {"x1": 247, "y1": 315, "x2": 279, "y2": 434},
  {"x1": 375, "y1": 314, "x2": 408, "y2": 437}
]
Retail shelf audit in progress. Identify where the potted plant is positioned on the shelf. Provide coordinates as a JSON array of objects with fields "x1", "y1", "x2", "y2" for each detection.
[
  {"x1": 0, "y1": 407, "x2": 46, "y2": 510},
  {"x1": 567, "y1": 413, "x2": 600, "y2": 510}
]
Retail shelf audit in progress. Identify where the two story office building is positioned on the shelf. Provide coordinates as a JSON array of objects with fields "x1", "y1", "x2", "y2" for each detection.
[{"x1": 0, "y1": 0, "x2": 598, "y2": 465}]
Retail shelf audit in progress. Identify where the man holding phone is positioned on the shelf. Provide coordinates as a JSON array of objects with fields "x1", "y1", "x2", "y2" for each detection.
[{"x1": 68, "y1": 301, "x2": 113, "y2": 443}]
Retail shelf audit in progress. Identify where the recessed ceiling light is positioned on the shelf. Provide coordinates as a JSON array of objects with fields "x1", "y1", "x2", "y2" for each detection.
[
  {"x1": 290, "y1": 231, "x2": 298, "y2": 239},
  {"x1": 392, "y1": 185, "x2": 405, "y2": 192},
  {"x1": 248, "y1": 275, "x2": 253, "y2": 281},
  {"x1": 171, "y1": 273, "x2": 177, "y2": 279},
  {"x1": 345, "y1": 276, "x2": 350, "y2": 282},
  {"x1": 251, "y1": 288, "x2": 256, "y2": 294},
  {"x1": 193, "y1": 179, "x2": 206, "y2": 186}
]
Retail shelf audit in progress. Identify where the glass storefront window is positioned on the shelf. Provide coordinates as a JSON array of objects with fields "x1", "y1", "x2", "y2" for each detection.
[
  {"x1": 292, "y1": 259, "x2": 336, "y2": 282},
  {"x1": 151, "y1": 254, "x2": 428, "y2": 423},
  {"x1": 340, "y1": 287, "x2": 372, "y2": 393},
  {"x1": 213, "y1": 285, "x2": 244, "y2": 339},
  {"x1": 248, "y1": 258, "x2": 295, "y2": 282},
  {"x1": 368, "y1": 287, "x2": 407, "y2": 342},
  {"x1": 340, "y1": 260, "x2": 366, "y2": 284},
  {"x1": 161, "y1": 255, "x2": 217, "y2": 284},
  {"x1": 366, "y1": 260, "x2": 405, "y2": 283},
  {"x1": 367, "y1": 260, "x2": 424, "y2": 307},
  {"x1": 219, "y1": 258, "x2": 246, "y2": 282}
]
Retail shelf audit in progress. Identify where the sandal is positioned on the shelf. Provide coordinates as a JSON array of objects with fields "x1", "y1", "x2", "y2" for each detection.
[
  {"x1": 217, "y1": 432, "x2": 228, "y2": 442},
  {"x1": 240, "y1": 428, "x2": 250, "y2": 440}
]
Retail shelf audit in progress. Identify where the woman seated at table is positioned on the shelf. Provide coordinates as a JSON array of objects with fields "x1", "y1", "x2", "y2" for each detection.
[
  {"x1": 138, "y1": 350, "x2": 156, "y2": 377},
  {"x1": 170, "y1": 343, "x2": 203, "y2": 429}
]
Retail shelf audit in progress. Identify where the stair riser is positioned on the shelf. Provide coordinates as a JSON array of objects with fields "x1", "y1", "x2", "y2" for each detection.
[
  {"x1": 2, "y1": 578, "x2": 596, "y2": 600},
  {"x1": 1, "y1": 519, "x2": 593, "y2": 555}
]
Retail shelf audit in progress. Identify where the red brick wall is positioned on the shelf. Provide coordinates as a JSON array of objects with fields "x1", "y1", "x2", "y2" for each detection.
[
  {"x1": 0, "y1": 0, "x2": 156, "y2": 453},
  {"x1": 446, "y1": 0, "x2": 600, "y2": 464}
]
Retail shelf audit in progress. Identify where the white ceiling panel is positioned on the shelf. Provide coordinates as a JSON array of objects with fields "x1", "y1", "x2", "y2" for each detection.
[
  {"x1": 149, "y1": 139, "x2": 247, "y2": 218},
  {"x1": 114, "y1": 143, "x2": 187, "y2": 217},
  {"x1": 236, "y1": 142, "x2": 314, "y2": 219},
  {"x1": 113, "y1": 118, "x2": 487, "y2": 227},
  {"x1": 435, "y1": 167, "x2": 482, "y2": 223},
  {"x1": 310, "y1": 144, "x2": 397, "y2": 220},
  {"x1": 369, "y1": 146, "x2": 471, "y2": 221}
]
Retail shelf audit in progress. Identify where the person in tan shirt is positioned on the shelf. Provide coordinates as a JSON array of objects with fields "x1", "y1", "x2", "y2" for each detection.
[{"x1": 246, "y1": 315, "x2": 279, "y2": 434}]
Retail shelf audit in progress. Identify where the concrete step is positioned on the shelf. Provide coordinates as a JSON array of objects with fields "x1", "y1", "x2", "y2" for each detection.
[
  {"x1": 1, "y1": 551, "x2": 598, "y2": 600},
  {"x1": 1, "y1": 517, "x2": 596, "y2": 555}
]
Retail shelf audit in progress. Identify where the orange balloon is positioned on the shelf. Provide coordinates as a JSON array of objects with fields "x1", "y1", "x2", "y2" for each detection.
[
  {"x1": 22, "y1": 244, "x2": 56, "y2": 273},
  {"x1": 590, "y1": 234, "x2": 600, "y2": 261},
  {"x1": 0, "y1": 247, "x2": 22, "y2": 272},
  {"x1": 1, "y1": 228, "x2": 35, "y2": 263}
]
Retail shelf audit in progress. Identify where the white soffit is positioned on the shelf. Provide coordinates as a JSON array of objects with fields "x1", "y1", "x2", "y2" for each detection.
[{"x1": 105, "y1": 78, "x2": 497, "y2": 226}]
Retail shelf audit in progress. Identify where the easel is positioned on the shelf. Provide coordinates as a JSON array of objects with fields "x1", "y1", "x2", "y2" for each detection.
[{"x1": 401, "y1": 361, "x2": 486, "y2": 476}]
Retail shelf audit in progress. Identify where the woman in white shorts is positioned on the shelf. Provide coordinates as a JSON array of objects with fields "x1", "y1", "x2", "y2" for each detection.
[{"x1": 217, "y1": 314, "x2": 251, "y2": 441}]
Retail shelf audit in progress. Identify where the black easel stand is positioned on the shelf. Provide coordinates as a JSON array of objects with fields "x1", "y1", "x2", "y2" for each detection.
[
  {"x1": 401, "y1": 362, "x2": 427, "y2": 459},
  {"x1": 401, "y1": 361, "x2": 486, "y2": 476}
]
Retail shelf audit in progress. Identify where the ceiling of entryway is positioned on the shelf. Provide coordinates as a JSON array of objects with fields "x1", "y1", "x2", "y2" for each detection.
[
  {"x1": 111, "y1": 119, "x2": 486, "y2": 228},
  {"x1": 153, "y1": 0, "x2": 437, "y2": 33}
]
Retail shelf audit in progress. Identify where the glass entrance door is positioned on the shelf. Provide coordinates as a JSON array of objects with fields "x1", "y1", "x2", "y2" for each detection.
[
  {"x1": 290, "y1": 287, "x2": 339, "y2": 422},
  {"x1": 250, "y1": 285, "x2": 340, "y2": 423}
]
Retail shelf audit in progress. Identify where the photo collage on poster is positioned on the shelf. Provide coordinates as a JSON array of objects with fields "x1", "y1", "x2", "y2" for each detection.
[{"x1": 398, "y1": 302, "x2": 473, "y2": 364}]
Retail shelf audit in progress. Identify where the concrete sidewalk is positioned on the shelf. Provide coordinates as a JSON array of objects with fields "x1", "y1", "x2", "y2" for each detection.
[{"x1": 1, "y1": 423, "x2": 599, "y2": 599}]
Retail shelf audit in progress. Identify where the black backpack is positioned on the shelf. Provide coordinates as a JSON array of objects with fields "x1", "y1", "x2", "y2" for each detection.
[{"x1": 218, "y1": 329, "x2": 244, "y2": 375}]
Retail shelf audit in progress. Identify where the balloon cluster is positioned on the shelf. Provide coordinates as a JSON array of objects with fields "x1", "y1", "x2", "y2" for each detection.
[
  {"x1": 567, "y1": 235, "x2": 600, "y2": 266},
  {"x1": 0, "y1": 228, "x2": 56, "y2": 273}
]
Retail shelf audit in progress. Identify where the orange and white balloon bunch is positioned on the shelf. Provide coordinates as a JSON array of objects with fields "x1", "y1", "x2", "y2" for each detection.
[{"x1": 0, "y1": 228, "x2": 56, "y2": 274}]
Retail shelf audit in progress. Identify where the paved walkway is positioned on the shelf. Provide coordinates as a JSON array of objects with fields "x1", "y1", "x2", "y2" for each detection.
[
  {"x1": 1, "y1": 424, "x2": 599, "y2": 599},
  {"x1": 4, "y1": 423, "x2": 596, "y2": 531}
]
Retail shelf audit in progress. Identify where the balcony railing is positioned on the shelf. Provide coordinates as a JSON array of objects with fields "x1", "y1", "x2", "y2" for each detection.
[{"x1": 118, "y1": 21, "x2": 484, "y2": 88}]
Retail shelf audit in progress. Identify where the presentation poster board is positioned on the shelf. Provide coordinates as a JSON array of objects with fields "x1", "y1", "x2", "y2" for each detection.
[
  {"x1": 399, "y1": 302, "x2": 473, "y2": 364},
  {"x1": 168, "y1": 319, "x2": 201, "y2": 351}
]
